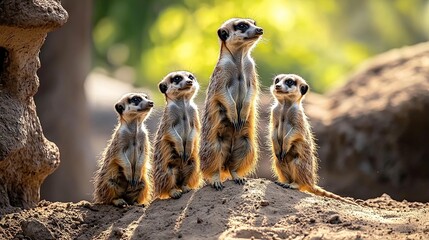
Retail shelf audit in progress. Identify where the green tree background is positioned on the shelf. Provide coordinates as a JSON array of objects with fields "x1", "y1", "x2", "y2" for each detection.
[{"x1": 92, "y1": 0, "x2": 429, "y2": 98}]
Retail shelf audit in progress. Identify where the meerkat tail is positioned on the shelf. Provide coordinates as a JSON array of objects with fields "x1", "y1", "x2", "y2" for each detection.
[{"x1": 306, "y1": 185, "x2": 358, "y2": 206}]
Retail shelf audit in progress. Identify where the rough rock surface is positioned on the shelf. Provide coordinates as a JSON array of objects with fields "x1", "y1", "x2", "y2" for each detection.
[
  {"x1": 0, "y1": 179, "x2": 428, "y2": 239},
  {"x1": 0, "y1": 0, "x2": 67, "y2": 208}
]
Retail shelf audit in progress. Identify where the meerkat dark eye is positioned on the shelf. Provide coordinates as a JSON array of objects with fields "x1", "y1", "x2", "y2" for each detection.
[
  {"x1": 130, "y1": 96, "x2": 142, "y2": 104},
  {"x1": 274, "y1": 78, "x2": 279, "y2": 84},
  {"x1": 253, "y1": 21, "x2": 257, "y2": 26},
  {"x1": 235, "y1": 22, "x2": 249, "y2": 31},
  {"x1": 188, "y1": 74, "x2": 194, "y2": 80},
  {"x1": 285, "y1": 79, "x2": 295, "y2": 86},
  {"x1": 171, "y1": 75, "x2": 183, "y2": 84}
]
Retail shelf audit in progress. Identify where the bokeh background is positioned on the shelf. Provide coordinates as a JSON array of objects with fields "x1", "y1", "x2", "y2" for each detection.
[{"x1": 35, "y1": 0, "x2": 429, "y2": 202}]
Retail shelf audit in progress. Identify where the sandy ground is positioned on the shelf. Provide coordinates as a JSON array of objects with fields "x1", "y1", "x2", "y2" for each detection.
[{"x1": 1, "y1": 179, "x2": 428, "y2": 240}]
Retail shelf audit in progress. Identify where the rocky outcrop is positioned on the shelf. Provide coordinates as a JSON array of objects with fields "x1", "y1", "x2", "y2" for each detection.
[{"x1": 0, "y1": 0, "x2": 67, "y2": 208}]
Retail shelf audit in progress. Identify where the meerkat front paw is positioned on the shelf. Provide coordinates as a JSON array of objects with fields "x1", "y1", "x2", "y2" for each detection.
[
  {"x1": 129, "y1": 180, "x2": 145, "y2": 191},
  {"x1": 112, "y1": 198, "x2": 128, "y2": 208},
  {"x1": 169, "y1": 189, "x2": 182, "y2": 199}
]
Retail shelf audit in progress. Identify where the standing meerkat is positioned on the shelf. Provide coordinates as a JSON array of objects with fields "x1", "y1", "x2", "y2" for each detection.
[
  {"x1": 93, "y1": 93, "x2": 154, "y2": 207},
  {"x1": 153, "y1": 71, "x2": 203, "y2": 199},
  {"x1": 269, "y1": 74, "x2": 356, "y2": 204},
  {"x1": 200, "y1": 18, "x2": 263, "y2": 190}
]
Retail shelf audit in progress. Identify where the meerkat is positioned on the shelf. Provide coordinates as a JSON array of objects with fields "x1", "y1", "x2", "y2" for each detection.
[
  {"x1": 153, "y1": 71, "x2": 203, "y2": 199},
  {"x1": 93, "y1": 93, "x2": 154, "y2": 207},
  {"x1": 200, "y1": 18, "x2": 263, "y2": 190},
  {"x1": 269, "y1": 74, "x2": 356, "y2": 205}
]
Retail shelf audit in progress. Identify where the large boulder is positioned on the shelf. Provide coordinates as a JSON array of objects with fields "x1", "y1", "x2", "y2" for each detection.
[
  {"x1": 314, "y1": 42, "x2": 429, "y2": 201},
  {"x1": 0, "y1": 0, "x2": 67, "y2": 208}
]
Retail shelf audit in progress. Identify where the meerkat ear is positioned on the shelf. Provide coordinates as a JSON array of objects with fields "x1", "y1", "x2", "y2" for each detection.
[
  {"x1": 159, "y1": 83, "x2": 168, "y2": 94},
  {"x1": 300, "y1": 85, "x2": 309, "y2": 95},
  {"x1": 217, "y1": 28, "x2": 229, "y2": 41},
  {"x1": 115, "y1": 103, "x2": 124, "y2": 115}
]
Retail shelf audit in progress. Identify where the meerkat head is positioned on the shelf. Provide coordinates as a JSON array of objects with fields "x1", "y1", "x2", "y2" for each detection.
[
  {"x1": 217, "y1": 18, "x2": 263, "y2": 50},
  {"x1": 271, "y1": 74, "x2": 309, "y2": 103},
  {"x1": 114, "y1": 93, "x2": 154, "y2": 121},
  {"x1": 158, "y1": 71, "x2": 199, "y2": 101}
]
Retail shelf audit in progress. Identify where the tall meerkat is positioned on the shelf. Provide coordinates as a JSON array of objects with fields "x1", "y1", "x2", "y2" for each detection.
[
  {"x1": 153, "y1": 71, "x2": 203, "y2": 199},
  {"x1": 200, "y1": 18, "x2": 263, "y2": 190},
  {"x1": 269, "y1": 74, "x2": 356, "y2": 204},
  {"x1": 93, "y1": 93, "x2": 154, "y2": 207}
]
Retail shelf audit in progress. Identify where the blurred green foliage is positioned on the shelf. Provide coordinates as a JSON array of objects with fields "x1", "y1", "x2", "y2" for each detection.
[{"x1": 93, "y1": 0, "x2": 429, "y2": 94}]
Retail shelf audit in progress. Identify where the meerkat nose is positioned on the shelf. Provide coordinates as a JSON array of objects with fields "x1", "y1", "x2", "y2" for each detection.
[
  {"x1": 255, "y1": 28, "x2": 263, "y2": 35},
  {"x1": 148, "y1": 101, "x2": 154, "y2": 107},
  {"x1": 186, "y1": 80, "x2": 193, "y2": 85},
  {"x1": 275, "y1": 85, "x2": 281, "y2": 90}
]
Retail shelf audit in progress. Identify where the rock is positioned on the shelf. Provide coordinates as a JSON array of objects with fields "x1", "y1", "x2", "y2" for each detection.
[
  {"x1": 21, "y1": 219, "x2": 54, "y2": 240},
  {"x1": 312, "y1": 42, "x2": 429, "y2": 202},
  {"x1": 0, "y1": 0, "x2": 67, "y2": 208}
]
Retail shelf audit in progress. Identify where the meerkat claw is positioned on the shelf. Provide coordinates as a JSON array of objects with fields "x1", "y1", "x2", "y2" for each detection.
[
  {"x1": 232, "y1": 121, "x2": 239, "y2": 131},
  {"x1": 275, "y1": 181, "x2": 290, "y2": 189},
  {"x1": 130, "y1": 179, "x2": 137, "y2": 187},
  {"x1": 213, "y1": 181, "x2": 224, "y2": 191},
  {"x1": 233, "y1": 177, "x2": 246, "y2": 185},
  {"x1": 238, "y1": 119, "x2": 245, "y2": 129}
]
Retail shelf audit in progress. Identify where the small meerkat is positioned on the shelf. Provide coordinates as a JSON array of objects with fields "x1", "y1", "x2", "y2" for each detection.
[
  {"x1": 200, "y1": 18, "x2": 263, "y2": 190},
  {"x1": 269, "y1": 74, "x2": 356, "y2": 205},
  {"x1": 153, "y1": 71, "x2": 203, "y2": 199},
  {"x1": 93, "y1": 93, "x2": 154, "y2": 207}
]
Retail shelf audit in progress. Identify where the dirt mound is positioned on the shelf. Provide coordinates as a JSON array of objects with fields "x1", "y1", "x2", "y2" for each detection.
[{"x1": 1, "y1": 179, "x2": 428, "y2": 239}]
